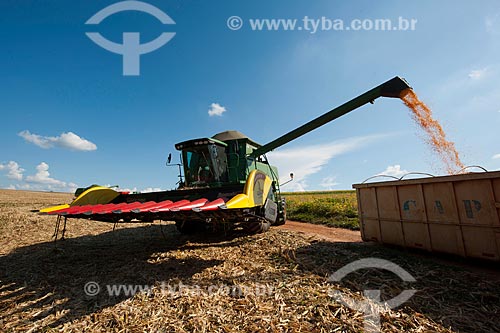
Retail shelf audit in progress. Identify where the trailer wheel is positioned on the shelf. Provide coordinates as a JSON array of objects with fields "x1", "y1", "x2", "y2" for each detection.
[{"x1": 175, "y1": 220, "x2": 202, "y2": 234}]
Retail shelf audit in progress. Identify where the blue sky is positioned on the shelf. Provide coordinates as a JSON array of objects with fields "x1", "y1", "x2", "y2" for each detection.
[{"x1": 1, "y1": 0, "x2": 499, "y2": 192}]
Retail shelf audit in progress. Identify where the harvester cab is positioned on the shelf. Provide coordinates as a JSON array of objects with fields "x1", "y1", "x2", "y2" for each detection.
[
  {"x1": 174, "y1": 131, "x2": 280, "y2": 188},
  {"x1": 39, "y1": 76, "x2": 411, "y2": 237},
  {"x1": 174, "y1": 137, "x2": 229, "y2": 187}
]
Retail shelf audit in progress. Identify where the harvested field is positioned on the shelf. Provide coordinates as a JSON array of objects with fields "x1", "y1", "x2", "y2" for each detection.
[{"x1": 1, "y1": 190, "x2": 500, "y2": 332}]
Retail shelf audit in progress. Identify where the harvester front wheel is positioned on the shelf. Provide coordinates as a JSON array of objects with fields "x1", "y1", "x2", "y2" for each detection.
[
  {"x1": 243, "y1": 220, "x2": 271, "y2": 234},
  {"x1": 175, "y1": 220, "x2": 203, "y2": 234}
]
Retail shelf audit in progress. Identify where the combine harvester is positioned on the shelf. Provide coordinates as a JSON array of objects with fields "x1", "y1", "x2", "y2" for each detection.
[{"x1": 39, "y1": 77, "x2": 411, "y2": 237}]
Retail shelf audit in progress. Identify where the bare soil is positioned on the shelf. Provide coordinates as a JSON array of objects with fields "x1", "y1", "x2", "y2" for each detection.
[{"x1": 278, "y1": 220, "x2": 362, "y2": 243}]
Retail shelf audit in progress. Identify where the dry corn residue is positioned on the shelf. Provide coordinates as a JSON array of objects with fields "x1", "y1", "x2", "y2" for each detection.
[{"x1": 400, "y1": 89, "x2": 464, "y2": 174}]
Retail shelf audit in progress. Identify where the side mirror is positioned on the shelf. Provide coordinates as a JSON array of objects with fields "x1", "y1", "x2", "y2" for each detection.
[{"x1": 280, "y1": 172, "x2": 294, "y2": 187}]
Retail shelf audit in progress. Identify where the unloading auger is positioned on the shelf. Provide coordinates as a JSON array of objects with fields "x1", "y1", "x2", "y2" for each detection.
[{"x1": 39, "y1": 76, "x2": 411, "y2": 236}]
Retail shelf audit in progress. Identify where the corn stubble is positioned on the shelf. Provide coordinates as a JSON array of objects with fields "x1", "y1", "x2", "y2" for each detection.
[{"x1": 1, "y1": 190, "x2": 499, "y2": 332}]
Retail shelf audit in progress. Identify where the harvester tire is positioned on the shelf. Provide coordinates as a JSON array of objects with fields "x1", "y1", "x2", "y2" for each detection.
[
  {"x1": 274, "y1": 198, "x2": 287, "y2": 226},
  {"x1": 244, "y1": 220, "x2": 271, "y2": 234},
  {"x1": 175, "y1": 220, "x2": 202, "y2": 234},
  {"x1": 275, "y1": 211, "x2": 286, "y2": 226}
]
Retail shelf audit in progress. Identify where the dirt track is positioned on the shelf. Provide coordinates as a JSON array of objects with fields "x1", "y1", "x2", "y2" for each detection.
[{"x1": 278, "y1": 220, "x2": 362, "y2": 243}]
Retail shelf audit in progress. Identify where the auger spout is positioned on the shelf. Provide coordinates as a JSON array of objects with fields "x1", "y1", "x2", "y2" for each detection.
[{"x1": 249, "y1": 76, "x2": 411, "y2": 158}]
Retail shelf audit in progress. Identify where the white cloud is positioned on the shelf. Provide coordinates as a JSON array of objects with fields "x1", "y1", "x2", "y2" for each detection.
[
  {"x1": 141, "y1": 187, "x2": 163, "y2": 193},
  {"x1": 24, "y1": 162, "x2": 78, "y2": 192},
  {"x1": 379, "y1": 165, "x2": 409, "y2": 178},
  {"x1": 320, "y1": 176, "x2": 339, "y2": 190},
  {"x1": 468, "y1": 68, "x2": 488, "y2": 80},
  {"x1": 0, "y1": 161, "x2": 24, "y2": 181},
  {"x1": 18, "y1": 130, "x2": 97, "y2": 151},
  {"x1": 114, "y1": 186, "x2": 163, "y2": 193},
  {"x1": 268, "y1": 134, "x2": 387, "y2": 192},
  {"x1": 208, "y1": 103, "x2": 227, "y2": 117},
  {"x1": 13, "y1": 182, "x2": 78, "y2": 193},
  {"x1": 26, "y1": 162, "x2": 66, "y2": 186},
  {"x1": 493, "y1": 154, "x2": 500, "y2": 159},
  {"x1": 0, "y1": 161, "x2": 78, "y2": 192},
  {"x1": 486, "y1": 14, "x2": 500, "y2": 35},
  {"x1": 120, "y1": 188, "x2": 135, "y2": 193}
]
